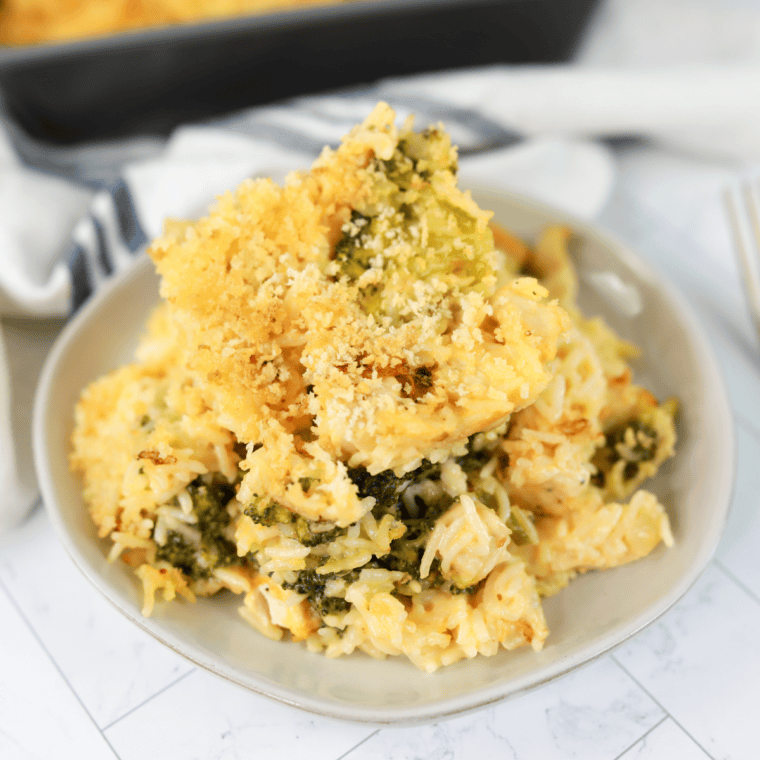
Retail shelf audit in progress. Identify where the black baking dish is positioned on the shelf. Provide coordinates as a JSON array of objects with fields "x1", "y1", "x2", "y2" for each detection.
[{"x1": 0, "y1": 0, "x2": 598, "y2": 144}]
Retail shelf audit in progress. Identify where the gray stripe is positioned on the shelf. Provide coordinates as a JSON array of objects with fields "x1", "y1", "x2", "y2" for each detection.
[
  {"x1": 110, "y1": 179, "x2": 148, "y2": 252},
  {"x1": 92, "y1": 217, "x2": 113, "y2": 276},
  {"x1": 219, "y1": 94, "x2": 521, "y2": 156},
  {"x1": 369, "y1": 94, "x2": 521, "y2": 155},
  {"x1": 67, "y1": 242, "x2": 94, "y2": 312}
]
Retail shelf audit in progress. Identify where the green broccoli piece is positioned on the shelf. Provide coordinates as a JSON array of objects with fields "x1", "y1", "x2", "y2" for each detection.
[
  {"x1": 189, "y1": 478, "x2": 235, "y2": 528},
  {"x1": 348, "y1": 466, "x2": 405, "y2": 516},
  {"x1": 282, "y1": 569, "x2": 352, "y2": 618},
  {"x1": 449, "y1": 581, "x2": 480, "y2": 595},
  {"x1": 333, "y1": 210, "x2": 374, "y2": 281},
  {"x1": 154, "y1": 475, "x2": 239, "y2": 579},
  {"x1": 456, "y1": 446, "x2": 492, "y2": 474},
  {"x1": 155, "y1": 531, "x2": 200, "y2": 577},
  {"x1": 293, "y1": 519, "x2": 342, "y2": 547},
  {"x1": 592, "y1": 419, "x2": 660, "y2": 485},
  {"x1": 244, "y1": 496, "x2": 341, "y2": 547},
  {"x1": 346, "y1": 460, "x2": 454, "y2": 587},
  {"x1": 376, "y1": 499, "x2": 450, "y2": 582},
  {"x1": 455, "y1": 433, "x2": 501, "y2": 475},
  {"x1": 348, "y1": 458, "x2": 442, "y2": 520},
  {"x1": 244, "y1": 496, "x2": 295, "y2": 527},
  {"x1": 188, "y1": 477, "x2": 238, "y2": 569},
  {"x1": 373, "y1": 540, "x2": 422, "y2": 579}
]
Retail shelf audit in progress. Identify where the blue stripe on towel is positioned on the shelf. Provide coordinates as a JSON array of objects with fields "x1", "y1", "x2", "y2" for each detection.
[
  {"x1": 92, "y1": 217, "x2": 113, "y2": 276},
  {"x1": 221, "y1": 94, "x2": 521, "y2": 157},
  {"x1": 375, "y1": 95, "x2": 521, "y2": 155},
  {"x1": 66, "y1": 180, "x2": 149, "y2": 312},
  {"x1": 110, "y1": 179, "x2": 148, "y2": 252},
  {"x1": 67, "y1": 242, "x2": 93, "y2": 312}
]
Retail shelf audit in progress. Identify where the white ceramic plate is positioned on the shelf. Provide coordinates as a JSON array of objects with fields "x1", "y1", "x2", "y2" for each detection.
[{"x1": 33, "y1": 188, "x2": 734, "y2": 724}]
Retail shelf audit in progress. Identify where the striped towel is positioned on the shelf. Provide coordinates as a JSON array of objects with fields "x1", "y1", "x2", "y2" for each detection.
[{"x1": 0, "y1": 86, "x2": 617, "y2": 534}]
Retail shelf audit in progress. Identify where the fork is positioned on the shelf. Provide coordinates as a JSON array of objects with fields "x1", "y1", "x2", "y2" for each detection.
[{"x1": 724, "y1": 182, "x2": 760, "y2": 346}]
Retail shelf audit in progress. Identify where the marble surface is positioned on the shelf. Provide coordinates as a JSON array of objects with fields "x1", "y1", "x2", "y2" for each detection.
[{"x1": 2, "y1": 139, "x2": 759, "y2": 760}]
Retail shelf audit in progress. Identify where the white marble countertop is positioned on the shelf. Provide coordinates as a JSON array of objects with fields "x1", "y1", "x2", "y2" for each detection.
[{"x1": 3, "y1": 2, "x2": 760, "y2": 758}]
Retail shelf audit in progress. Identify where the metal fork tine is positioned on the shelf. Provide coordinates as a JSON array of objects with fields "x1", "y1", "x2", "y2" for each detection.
[{"x1": 725, "y1": 182, "x2": 760, "y2": 346}]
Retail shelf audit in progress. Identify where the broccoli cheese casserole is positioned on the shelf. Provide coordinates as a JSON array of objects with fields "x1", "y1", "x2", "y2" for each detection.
[
  {"x1": 0, "y1": 0, "x2": 351, "y2": 45},
  {"x1": 71, "y1": 103, "x2": 676, "y2": 672}
]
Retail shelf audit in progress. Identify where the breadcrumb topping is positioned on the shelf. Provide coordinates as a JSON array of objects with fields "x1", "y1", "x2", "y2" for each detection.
[{"x1": 147, "y1": 103, "x2": 568, "y2": 525}]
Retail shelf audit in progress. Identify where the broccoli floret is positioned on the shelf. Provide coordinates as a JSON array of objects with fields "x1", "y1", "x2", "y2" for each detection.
[
  {"x1": 189, "y1": 478, "x2": 235, "y2": 530},
  {"x1": 154, "y1": 475, "x2": 239, "y2": 579},
  {"x1": 319, "y1": 596, "x2": 352, "y2": 616},
  {"x1": 592, "y1": 419, "x2": 660, "y2": 485},
  {"x1": 373, "y1": 500, "x2": 450, "y2": 587},
  {"x1": 333, "y1": 210, "x2": 374, "y2": 281},
  {"x1": 155, "y1": 531, "x2": 200, "y2": 577},
  {"x1": 244, "y1": 496, "x2": 295, "y2": 527},
  {"x1": 187, "y1": 477, "x2": 238, "y2": 569},
  {"x1": 380, "y1": 134, "x2": 456, "y2": 186},
  {"x1": 281, "y1": 568, "x2": 323, "y2": 595},
  {"x1": 374, "y1": 540, "x2": 422, "y2": 579},
  {"x1": 282, "y1": 569, "x2": 352, "y2": 617},
  {"x1": 450, "y1": 583, "x2": 478, "y2": 595},
  {"x1": 405, "y1": 458, "x2": 442, "y2": 487},
  {"x1": 610, "y1": 420, "x2": 658, "y2": 461},
  {"x1": 348, "y1": 466, "x2": 405, "y2": 515},
  {"x1": 244, "y1": 496, "x2": 340, "y2": 547},
  {"x1": 456, "y1": 446, "x2": 492, "y2": 474},
  {"x1": 346, "y1": 460, "x2": 454, "y2": 587},
  {"x1": 377, "y1": 547, "x2": 477, "y2": 596},
  {"x1": 380, "y1": 139, "x2": 417, "y2": 183},
  {"x1": 293, "y1": 520, "x2": 342, "y2": 547},
  {"x1": 188, "y1": 477, "x2": 235, "y2": 508},
  {"x1": 348, "y1": 458, "x2": 442, "y2": 520},
  {"x1": 455, "y1": 433, "x2": 500, "y2": 474}
]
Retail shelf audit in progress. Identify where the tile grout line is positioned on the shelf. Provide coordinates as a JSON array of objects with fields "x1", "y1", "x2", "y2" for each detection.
[
  {"x1": 712, "y1": 558, "x2": 760, "y2": 607},
  {"x1": 332, "y1": 728, "x2": 381, "y2": 760},
  {"x1": 611, "y1": 715, "x2": 668, "y2": 760},
  {"x1": 0, "y1": 575, "x2": 122, "y2": 760},
  {"x1": 102, "y1": 667, "x2": 197, "y2": 732},
  {"x1": 610, "y1": 656, "x2": 717, "y2": 760}
]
